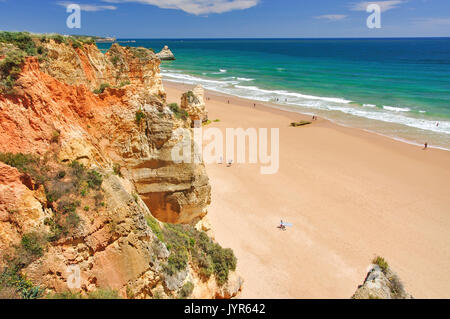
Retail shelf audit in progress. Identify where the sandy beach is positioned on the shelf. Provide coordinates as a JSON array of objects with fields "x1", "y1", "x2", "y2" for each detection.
[{"x1": 165, "y1": 81, "x2": 450, "y2": 299}]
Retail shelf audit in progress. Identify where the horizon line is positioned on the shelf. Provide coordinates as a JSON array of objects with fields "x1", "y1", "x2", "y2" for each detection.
[
  {"x1": 2, "y1": 30, "x2": 449, "y2": 40},
  {"x1": 110, "y1": 36, "x2": 450, "y2": 40}
]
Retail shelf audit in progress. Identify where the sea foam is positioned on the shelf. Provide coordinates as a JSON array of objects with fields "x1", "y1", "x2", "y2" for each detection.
[{"x1": 161, "y1": 69, "x2": 450, "y2": 141}]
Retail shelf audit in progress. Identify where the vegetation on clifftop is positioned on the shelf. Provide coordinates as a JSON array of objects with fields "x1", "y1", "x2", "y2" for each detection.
[{"x1": 0, "y1": 31, "x2": 95, "y2": 94}]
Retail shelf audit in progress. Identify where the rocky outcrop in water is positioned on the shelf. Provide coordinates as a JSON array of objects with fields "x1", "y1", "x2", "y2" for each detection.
[{"x1": 156, "y1": 45, "x2": 175, "y2": 61}]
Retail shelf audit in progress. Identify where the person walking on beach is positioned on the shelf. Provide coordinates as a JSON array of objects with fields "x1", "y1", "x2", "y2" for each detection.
[
  {"x1": 279, "y1": 220, "x2": 286, "y2": 231},
  {"x1": 253, "y1": 103, "x2": 256, "y2": 108},
  {"x1": 424, "y1": 142, "x2": 428, "y2": 150}
]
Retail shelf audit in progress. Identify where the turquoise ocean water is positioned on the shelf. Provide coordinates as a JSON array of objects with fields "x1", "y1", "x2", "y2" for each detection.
[{"x1": 98, "y1": 38, "x2": 450, "y2": 150}]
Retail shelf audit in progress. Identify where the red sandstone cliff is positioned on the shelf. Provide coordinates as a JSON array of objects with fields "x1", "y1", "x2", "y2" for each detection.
[{"x1": 0, "y1": 34, "x2": 241, "y2": 299}]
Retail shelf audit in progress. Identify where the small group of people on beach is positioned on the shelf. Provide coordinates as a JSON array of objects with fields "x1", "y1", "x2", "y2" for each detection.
[{"x1": 218, "y1": 156, "x2": 233, "y2": 167}]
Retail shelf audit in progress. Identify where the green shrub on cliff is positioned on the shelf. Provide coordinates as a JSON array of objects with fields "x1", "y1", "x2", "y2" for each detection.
[
  {"x1": 0, "y1": 152, "x2": 39, "y2": 173},
  {"x1": 135, "y1": 110, "x2": 146, "y2": 125},
  {"x1": 0, "y1": 154, "x2": 103, "y2": 242},
  {"x1": 373, "y1": 256, "x2": 389, "y2": 273},
  {"x1": 0, "y1": 32, "x2": 37, "y2": 56},
  {"x1": 0, "y1": 267, "x2": 43, "y2": 299},
  {"x1": 146, "y1": 215, "x2": 164, "y2": 242},
  {"x1": 50, "y1": 34, "x2": 67, "y2": 45},
  {"x1": 93, "y1": 83, "x2": 110, "y2": 94},
  {"x1": 0, "y1": 49, "x2": 26, "y2": 94},
  {"x1": 21, "y1": 233, "x2": 45, "y2": 258},
  {"x1": 178, "y1": 281, "x2": 194, "y2": 299},
  {"x1": 70, "y1": 38, "x2": 82, "y2": 50},
  {"x1": 154, "y1": 221, "x2": 237, "y2": 286},
  {"x1": 128, "y1": 47, "x2": 153, "y2": 61},
  {"x1": 169, "y1": 103, "x2": 188, "y2": 120},
  {"x1": 110, "y1": 54, "x2": 120, "y2": 66},
  {"x1": 119, "y1": 80, "x2": 131, "y2": 87},
  {"x1": 87, "y1": 169, "x2": 103, "y2": 190}
]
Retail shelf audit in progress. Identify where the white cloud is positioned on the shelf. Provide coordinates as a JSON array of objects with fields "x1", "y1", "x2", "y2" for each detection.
[
  {"x1": 316, "y1": 14, "x2": 347, "y2": 21},
  {"x1": 57, "y1": 2, "x2": 117, "y2": 11},
  {"x1": 101, "y1": 0, "x2": 259, "y2": 15},
  {"x1": 351, "y1": 1, "x2": 405, "y2": 12}
]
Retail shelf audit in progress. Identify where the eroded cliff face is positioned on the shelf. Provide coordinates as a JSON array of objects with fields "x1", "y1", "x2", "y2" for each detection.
[{"x1": 0, "y1": 36, "x2": 241, "y2": 299}]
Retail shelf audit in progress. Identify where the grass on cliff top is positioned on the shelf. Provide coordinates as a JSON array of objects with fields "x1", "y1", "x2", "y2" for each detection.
[
  {"x1": 0, "y1": 32, "x2": 41, "y2": 94},
  {"x1": 146, "y1": 215, "x2": 237, "y2": 286},
  {"x1": 372, "y1": 256, "x2": 389, "y2": 273},
  {"x1": 0, "y1": 32, "x2": 38, "y2": 56},
  {"x1": 0, "y1": 48, "x2": 26, "y2": 94},
  {"x1": 0, "y1": 32, "x2": 94, "y2": 94},
  {"x1": 370, "y1": 256, "x2": 407, "y2": 298},
  {"x1": 127, "y1": 46, "x2": 155, "y2": 61}
]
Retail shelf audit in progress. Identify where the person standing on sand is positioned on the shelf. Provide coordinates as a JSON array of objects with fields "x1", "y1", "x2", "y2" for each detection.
[
  {"x1": 424, "y1": 142, "x2": 428, "y2": 150},
  {"x1": 253, "y1": 103, "x2": 256, "y2": 108}
]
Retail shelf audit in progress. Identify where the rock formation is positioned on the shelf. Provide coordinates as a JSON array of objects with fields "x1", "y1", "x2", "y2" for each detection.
[
  {"x1": 352, "y1": 258, "x2": 412, "y2": 299},
  {"x1": 156, "y1": 45, "x2": 175, "y2": 61},
  {"x1": 0, "y1": 33, "x2": 242, "y2": 299},
  {"x1": 180, "y1": 85, "x2": 208, "y2": 126}
]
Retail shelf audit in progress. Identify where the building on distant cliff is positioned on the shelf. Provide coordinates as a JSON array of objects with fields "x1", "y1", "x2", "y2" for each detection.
[{"x1": 95, "y1": 37, "x2": 116, "y2": 43}]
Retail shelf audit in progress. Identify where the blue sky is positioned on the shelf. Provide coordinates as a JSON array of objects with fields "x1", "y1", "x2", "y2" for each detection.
[{"x1": 0, "y1": 0, "x2": 449, "y2": 38}]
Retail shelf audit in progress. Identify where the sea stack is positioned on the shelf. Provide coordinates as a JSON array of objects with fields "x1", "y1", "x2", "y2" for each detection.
[
  {"x1": 156, "y1": 45, "x2": 175, "y2": 61},
  {"x1": 180, "y1": 85, "x2": 208, "y2": 126}
]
